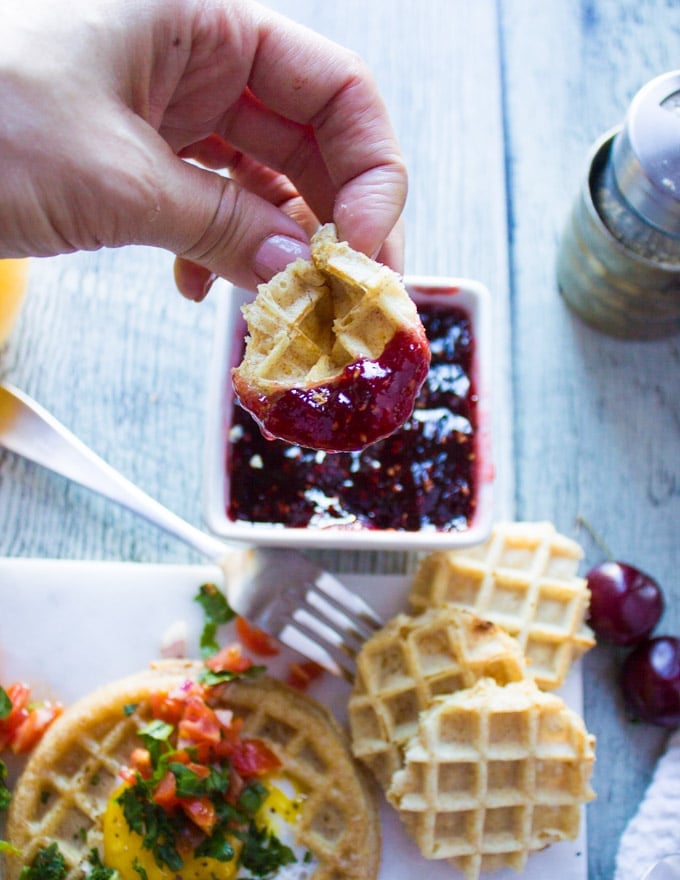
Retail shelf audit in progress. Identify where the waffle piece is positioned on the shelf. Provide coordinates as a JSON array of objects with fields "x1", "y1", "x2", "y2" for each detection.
[
  {"x1": 232, "y1": 223, "x2": 430, "y2": 452},
  {"x1": 348, "y1": 607, "x2": 527, "y2": 790},
  {"x1": 387, "y1": 678, "x2": 595, "y2": 880},
  {"x1": 4, "y1": 661, "x2": 380, "y2": 880},
  {"x1": 411, "y1": 521, "x2": 595, "y2": 689}
]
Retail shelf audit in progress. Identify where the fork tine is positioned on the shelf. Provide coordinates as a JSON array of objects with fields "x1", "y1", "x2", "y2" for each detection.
[
  {"x1": 291, "y1": 603, "x2": 365, "y2": 660},
  {"x1": 304, "y1": 586, "x2": 380, "y2": 645},
  {"x1": 278, "y1": 619, "x2": 356, "y2": 681},
  {"x1": 226, "y1": 549, "x2": 384, "y2": 678},
  {"x1": 313, "y1": 571, "x2": 384, "y2": 628}
]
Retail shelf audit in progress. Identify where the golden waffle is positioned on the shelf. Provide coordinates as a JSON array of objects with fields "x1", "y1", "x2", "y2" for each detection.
[
  {"x1": 232, "y1": 223, "x2": 430, "y2": 451},
  {"x1": 411, "y1": 521, "x2": 595, "y2": 689},
  {"x1": 387, "y1": 678, "x2": 595, "y2": 880},
  {"x1": 348, "y1": 607, "x2": 527, "y2": 790},
  {"x1": 4, "y1": 661, "x2": 380, "y2": 880}
]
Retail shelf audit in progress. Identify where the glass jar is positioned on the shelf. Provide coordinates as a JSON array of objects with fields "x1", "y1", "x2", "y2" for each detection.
[{"x1": 0, "y1": 259, "x2": 29, "y2": 346}]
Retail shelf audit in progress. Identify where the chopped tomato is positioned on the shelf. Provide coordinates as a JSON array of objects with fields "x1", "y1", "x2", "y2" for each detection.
[
  {"x1": 286, "y1": 660, "x2": 324, "y2": 691},
  {"x1": 153, "y1": 770, "x2": 179, "y2": 811},
  {"x1": 0, "y1": 684, "x2": 62, "y2": 754},
  {"x1": 181, "y1": 796, "x2": 217, "y2": 835},
  {"x1": 178, "y1": 696, "x2": 221, "y2": 750},
  {"x1": 230, "y1": 739, "x2": 281, "y2": 778},
  {"x1": 150, "y1": 690, "x2": 185, "y2": 725},
  {"x1": 128, "y1": 747, "x2": 152, "y2": 778},
  {"x1": 235, "y1": 617, "x2": 280, "y2": 656},
  {"x1": 150, "y1": 680, "x2": 206, "y2": 724},
  {"x1": 118, "y1": 765, "x2": 138, "y2": 785},
  {"x1": 206, "y1": 643, "x2": 253, "y2": 675},
  {"x1": 10, "y1": 702, "x2": 63, "y2": 754},
  {"x1": 184, "y1": 761, "x2": 211, "y2": 780},
  {"x1": 0, "y1": 682, "x2": 30, "y2": 750},
  {"x1": 225, "y1": 767, "x2": 245, "y2": 804}
]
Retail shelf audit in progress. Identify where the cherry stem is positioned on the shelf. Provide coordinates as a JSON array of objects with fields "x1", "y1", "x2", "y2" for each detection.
[{"x1": 576, "y1": 515, "x2": 614, "y2": 559}]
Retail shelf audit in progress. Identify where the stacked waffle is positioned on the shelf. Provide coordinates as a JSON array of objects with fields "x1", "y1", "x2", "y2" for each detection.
[
  {"x1": 349, "y1": 521, "x2": 596, "y2": 879},
  {"x1": 5, "y1": 661, "x2": 380, "y2": 880},
  {"x1": 349, "y1": 607, "x2": 528, "y2": 791},
  {"x1": 411, "y1": 520, "x2": 596, "y2": 690}
]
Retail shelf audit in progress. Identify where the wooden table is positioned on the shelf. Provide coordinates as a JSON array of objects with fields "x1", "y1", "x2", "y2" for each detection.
[{"x1": 0, "y1": 2, "x2": 678, "y2": 877}]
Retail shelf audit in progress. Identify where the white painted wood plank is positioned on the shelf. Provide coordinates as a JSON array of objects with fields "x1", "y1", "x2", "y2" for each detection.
[
  {"x1": 0, "y1": 1, "x2": 513, "y2": 575},
  {"x1": 500, "y1": 2, "x2": 680, "y2": 877}
]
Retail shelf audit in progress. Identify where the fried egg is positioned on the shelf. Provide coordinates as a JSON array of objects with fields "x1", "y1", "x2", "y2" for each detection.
[{"x1": 101, "y1": 774, "x2": 316, "y2": 880}]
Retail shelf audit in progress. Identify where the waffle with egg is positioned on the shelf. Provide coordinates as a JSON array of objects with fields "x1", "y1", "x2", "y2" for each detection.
[
  {"x1": 410, "y1": 521, "x2": 595, "y2": 689},
  {"x1": 232, "y1": 223, "x2": 430, "y2": 451},
  {"x1": 387, "y1": 677, "x2": 595, "y2": 880},
  {"x1": 348, "y1": 606, "x2": 527, "y2": 790},
  {"x1": 4, "y1": 661, "x2": 380, "y2": 880}
]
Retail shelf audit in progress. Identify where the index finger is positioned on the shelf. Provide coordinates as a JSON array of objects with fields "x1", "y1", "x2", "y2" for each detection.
[{"x1": 247, "y1": 7, "x2": 407, "y2": 258}]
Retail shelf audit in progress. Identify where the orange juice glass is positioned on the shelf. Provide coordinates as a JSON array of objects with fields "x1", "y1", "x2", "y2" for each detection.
[{"x1": 0, "y1": 259, "x2": 29, "y2": 345}]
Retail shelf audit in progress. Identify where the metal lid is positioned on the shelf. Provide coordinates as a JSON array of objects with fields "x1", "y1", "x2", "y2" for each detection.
[{"x1": 611, "y1": 70, "x2": 680, "y2": 236}]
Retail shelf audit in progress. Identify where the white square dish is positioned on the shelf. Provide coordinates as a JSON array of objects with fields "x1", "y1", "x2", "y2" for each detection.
[{"x1": 203, "y1": 276, "x2": 494, "y2": 551}]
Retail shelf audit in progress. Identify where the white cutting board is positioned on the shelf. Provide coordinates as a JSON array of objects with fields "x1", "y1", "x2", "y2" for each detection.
[{"x1": 0, "y1": 559, "x2": 587, "y2": 879}]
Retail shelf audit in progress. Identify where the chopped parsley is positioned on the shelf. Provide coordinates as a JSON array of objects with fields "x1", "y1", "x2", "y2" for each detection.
[
  {"x1": 0, "y1": 759, "x2": 18, "y2": 856},
  {"x1": 238, "y1": 821, "x2": 296, "y2": 877},
  {"x1": 116, "y1": 701, "x2": 296, "y2": 878},
  {"x1": 0, "y1": 759, "x2": 10, "y2": 811},
  {"x1": 137, "y1": 718, "x2": 173, "y2": 766},
  {"x1": 199, "y1": 664, "x2": 266, "y2": 687},
  {"x1": 86, "y1": 848, "x2": 120, "y2": 879},
  {"x1": 0, "y1": 686, "x2": 12, "y2": 718},
  {"x1": 132, "y1": 858, "x2": 148, "y2": 880},
  {"x1": 18, "y1": 842, "x2": 67, "y2": 880},
  {"x1": 118, "y1": 782, "x2": 184, "y2": 871},
  {"x1": 194, "y1": 582, "x2": 236, "y2": 656}
]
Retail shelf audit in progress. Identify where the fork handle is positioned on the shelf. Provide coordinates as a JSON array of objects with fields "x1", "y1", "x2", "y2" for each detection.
[{"x1": 0, "y1": 384, "x2": 231, "y2": 563}]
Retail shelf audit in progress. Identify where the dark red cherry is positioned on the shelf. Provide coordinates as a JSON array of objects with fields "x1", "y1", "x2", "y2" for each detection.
[
  {"x1": 621, "y1": 637, "x2": 680, "y2": 727},
  {"x1": 586, "y1": 561, "x2": 664, "y2": 646}
]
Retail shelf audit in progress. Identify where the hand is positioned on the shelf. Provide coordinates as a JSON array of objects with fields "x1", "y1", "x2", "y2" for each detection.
[{"x1": 0, "y1": 0, "x2": 407, "y2": 298}]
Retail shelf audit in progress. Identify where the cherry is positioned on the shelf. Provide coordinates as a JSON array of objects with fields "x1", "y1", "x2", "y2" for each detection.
[
  {"x1": 621, "y1": 637, "x2": 680, "y2": 727},
  {"x1": 586, "y1": 561, "x2": 664, "y2": 646}
]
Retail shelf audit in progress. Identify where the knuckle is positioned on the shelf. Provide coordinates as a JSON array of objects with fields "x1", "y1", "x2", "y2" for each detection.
[{"x1": 178, "y1": 176, "x2": 246, "y2": 264}]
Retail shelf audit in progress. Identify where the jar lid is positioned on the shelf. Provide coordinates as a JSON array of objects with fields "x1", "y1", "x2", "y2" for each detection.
[{"x1": 611, "y1": 70, "x2": 680, "y2": 236}]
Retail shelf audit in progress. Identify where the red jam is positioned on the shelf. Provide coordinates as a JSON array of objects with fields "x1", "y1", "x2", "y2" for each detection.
[
  {"x1": 234, "y1": 327, "x2": 430, "y2": 453},
  {"x1": 226, "y1": 303, "x2": 477, "y2": 531}
]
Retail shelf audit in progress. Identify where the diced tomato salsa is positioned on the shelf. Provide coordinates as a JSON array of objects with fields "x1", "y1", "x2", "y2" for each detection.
[
  {"x1": 123, "y1": 677, "x2": 282, "y2": 838},
  {"x1": 0, "y1": 682, "x2": 63, "y2": 755}
]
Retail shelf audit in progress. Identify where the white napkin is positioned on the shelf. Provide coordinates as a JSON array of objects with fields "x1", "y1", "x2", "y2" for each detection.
[{"x1": 615, "y1": 729, "x2": 680, "y2": 880}]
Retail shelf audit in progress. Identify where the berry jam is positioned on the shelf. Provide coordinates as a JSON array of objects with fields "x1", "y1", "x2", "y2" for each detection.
[
  {"x1": 226, "y1": 303, "x2": 477, "y2": 531},
  {"x1": 233, "y1": 326, "x2": 430, "y2": 453}
]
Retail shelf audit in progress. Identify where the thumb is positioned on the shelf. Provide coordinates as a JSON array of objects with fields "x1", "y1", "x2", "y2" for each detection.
[{"x1": 136, "y1": 150, "x2": 311, "y2": 294}]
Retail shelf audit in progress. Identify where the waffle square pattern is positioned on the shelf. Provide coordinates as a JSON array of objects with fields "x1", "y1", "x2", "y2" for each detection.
[
  {"x1": 387, "y1": 678, "x2": 595, "y2": 879},
  {"x1": 410, "y1": 522, "x2": 595, "y2": 689},
  {"x1": 349, "y1": 607, "x2": 527, "y2": 791}
]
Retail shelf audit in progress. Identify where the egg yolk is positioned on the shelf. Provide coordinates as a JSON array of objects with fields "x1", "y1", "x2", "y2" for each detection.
[
  {"x1": 103, "y1": 786, "x2": 242, "y2": 880},
  {"x1": 102, "y1": 776, "x2": 307, "y2": 880},
  {"x1": 255, "y1": 774, "x2": 305, "y2": 840}
]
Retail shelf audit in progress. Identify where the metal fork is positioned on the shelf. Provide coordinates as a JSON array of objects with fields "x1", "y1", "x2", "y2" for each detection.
[{"x1": 0, "y1": 384, "x2": 383, "y2": 680}]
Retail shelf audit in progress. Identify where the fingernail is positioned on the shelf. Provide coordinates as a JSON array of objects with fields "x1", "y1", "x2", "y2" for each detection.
[
  {"x1": 199, "y1": 272, "x2": 218, "y2": 301},
  {"x1": 254, "y1": 235, "x2": 311, "y2": 281}
]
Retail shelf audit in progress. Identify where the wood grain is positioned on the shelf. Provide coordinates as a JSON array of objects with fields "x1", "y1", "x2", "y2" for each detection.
[{"x1": 500, "y1": 2, "x2": 680, "y2": 877}]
